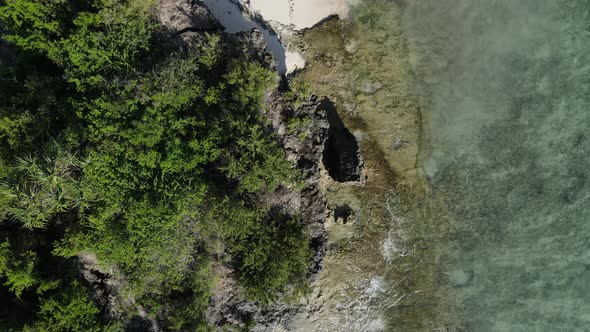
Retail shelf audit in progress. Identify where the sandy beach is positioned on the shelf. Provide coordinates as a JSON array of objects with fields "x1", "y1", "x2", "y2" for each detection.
[{"x1": 249, "y1": 0, "x2": 350, "y2": 30}]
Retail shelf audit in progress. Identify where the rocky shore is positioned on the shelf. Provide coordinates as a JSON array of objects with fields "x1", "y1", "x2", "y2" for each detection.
[
  {"x1": 78, "y1": 1, "x2": 436, "y2": 330},
  {"x1": 159, "y1": 1, "x2": 369, "y2": 330},
  {"x1": 78, "y1": 0, "x2": 367, "y2": 330}
]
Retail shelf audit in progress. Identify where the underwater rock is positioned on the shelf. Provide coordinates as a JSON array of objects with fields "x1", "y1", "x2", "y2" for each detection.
[
  {"x1": 358, "y1": 80, "x2": 383, "y2": 95},
  {"x1": 392, "y1": 136, "x2": 409, "y2": 150},
  {"x1": 344, "y1": 39, "x2": 359, "y2": 54},
  {"x1": 447, "y1": 269, "x2": 474, "y2": 288}
]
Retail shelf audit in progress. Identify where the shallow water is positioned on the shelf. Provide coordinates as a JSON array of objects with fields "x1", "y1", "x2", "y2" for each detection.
[{"x1": 396, "y1": 0, "x2": 590, "y2": 330}]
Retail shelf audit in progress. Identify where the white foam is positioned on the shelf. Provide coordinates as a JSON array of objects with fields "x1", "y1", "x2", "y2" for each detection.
[
  {"x1": 381, "y1": 236, "x2": 396, "y2": 263},
  {"x1": 365, "y1": 276, "x2": 387, "y2": 299},
  {"x1": 285, "y1": 50, "x2": 306, "y2": 73}
]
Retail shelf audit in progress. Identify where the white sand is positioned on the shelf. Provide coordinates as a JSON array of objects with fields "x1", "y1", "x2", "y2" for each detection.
[
  {"x1": 249, "y1": 0, "x2": 350, "y2": 30},
  {"x1": 202, "y1": 0, "x2": 294, "y2": 74},
  {"x1": 201, "y1": 0, "x2": 352, "y2": 74},
  {"x1": 247, "y1": 0, "x2": 291, "y2": 25},
  {"x1": 285, "y1": 50, "x2": 306, "y2": 73}
]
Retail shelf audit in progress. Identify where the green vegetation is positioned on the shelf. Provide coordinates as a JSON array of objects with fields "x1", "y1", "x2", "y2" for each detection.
[
  {"x1": 284, "y1": 80, "x2": 311, "y2": 108},
  {"x1": 206, "y1": 204, "x2": 312, "y2": 302},
  {"x1": 287, "y1": 116, "x2": 312, "y2": 140},
  {"x1": 283, "y1": 80, "x2": 312, "y2": 140},
  {"x1": 0, "y1": 0, "x2": 312, "y2": 329}
]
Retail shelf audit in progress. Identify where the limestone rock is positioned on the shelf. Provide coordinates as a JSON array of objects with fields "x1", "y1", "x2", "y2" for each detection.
[{"x1": 157, "y1": 0, "x2": 221, "y2": 34}]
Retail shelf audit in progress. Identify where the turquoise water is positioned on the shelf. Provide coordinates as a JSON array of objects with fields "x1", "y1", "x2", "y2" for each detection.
[{"x1": 399, "y1": 0, "x2": 590, "y2": 330}]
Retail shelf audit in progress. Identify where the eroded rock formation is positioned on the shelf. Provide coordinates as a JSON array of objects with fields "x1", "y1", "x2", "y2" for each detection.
[{"x1": 321, "y1": 99, "x2": 364, "y2": 183}]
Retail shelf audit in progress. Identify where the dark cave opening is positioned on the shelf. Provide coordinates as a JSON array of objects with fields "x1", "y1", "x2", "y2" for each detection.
[{"x1": 321, "y1": 99, "x2": 363, "y2": 183}]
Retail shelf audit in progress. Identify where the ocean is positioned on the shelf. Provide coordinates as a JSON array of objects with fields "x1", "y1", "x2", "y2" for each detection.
[{"x1": 387, "y1": 0, "x2": 590, "y2": 330}]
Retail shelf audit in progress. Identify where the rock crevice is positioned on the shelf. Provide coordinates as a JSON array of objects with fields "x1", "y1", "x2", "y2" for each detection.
[{"x1": 321, "y1": 99, "x2": 364, "y2": 183}]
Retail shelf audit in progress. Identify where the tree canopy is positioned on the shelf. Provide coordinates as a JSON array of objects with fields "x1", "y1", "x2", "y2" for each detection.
[{"x1": 0, "y1": 0, "x2": 311, "y2": 330}]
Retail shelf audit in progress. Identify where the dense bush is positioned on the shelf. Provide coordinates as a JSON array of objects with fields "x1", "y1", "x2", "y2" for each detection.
[
  {"x1": 204, "y1": 202, "x2": 312, "y2": 303},
  {"x1": 231, "y1": 214, "x2": 311, "y2": 303},
  {"x1": 0, "y1": 0, "x2": 311, "y2": 329}
]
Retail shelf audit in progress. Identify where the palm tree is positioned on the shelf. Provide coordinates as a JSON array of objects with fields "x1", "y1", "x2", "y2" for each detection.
[{"x1": 0, "y1": 140, "x2": 84, "y2": 229}]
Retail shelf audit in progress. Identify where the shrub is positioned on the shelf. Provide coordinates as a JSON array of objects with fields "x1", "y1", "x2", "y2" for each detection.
[
  {"x1": 208, "y1": 203, "x2": 312, "y2": 303},
  {"x1": 0, "y1": 0, "x2": 312, "y2": 328},
  {"x1": 26, "y1": 281, "x2": 121, "y2": 332}
]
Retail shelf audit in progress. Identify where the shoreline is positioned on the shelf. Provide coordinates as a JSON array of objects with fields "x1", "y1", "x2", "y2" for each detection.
[
  {"x1": 200, "y1": 0, "x2": 463, "y2": 330},
  {"x1": 284, "y1": 6, "x2": 437, "y2": 330},
  {"x1": 285, "y1": 2, "x2": 468, "y2": 330},
  {"x1": 247, "y1": 0, "x2": 351, "y2": 31}
]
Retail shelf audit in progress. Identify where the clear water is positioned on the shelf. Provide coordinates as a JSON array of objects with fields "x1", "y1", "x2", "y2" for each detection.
[{"x1": 398, "y1": 0, "x2": 590, "y2": 330}]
